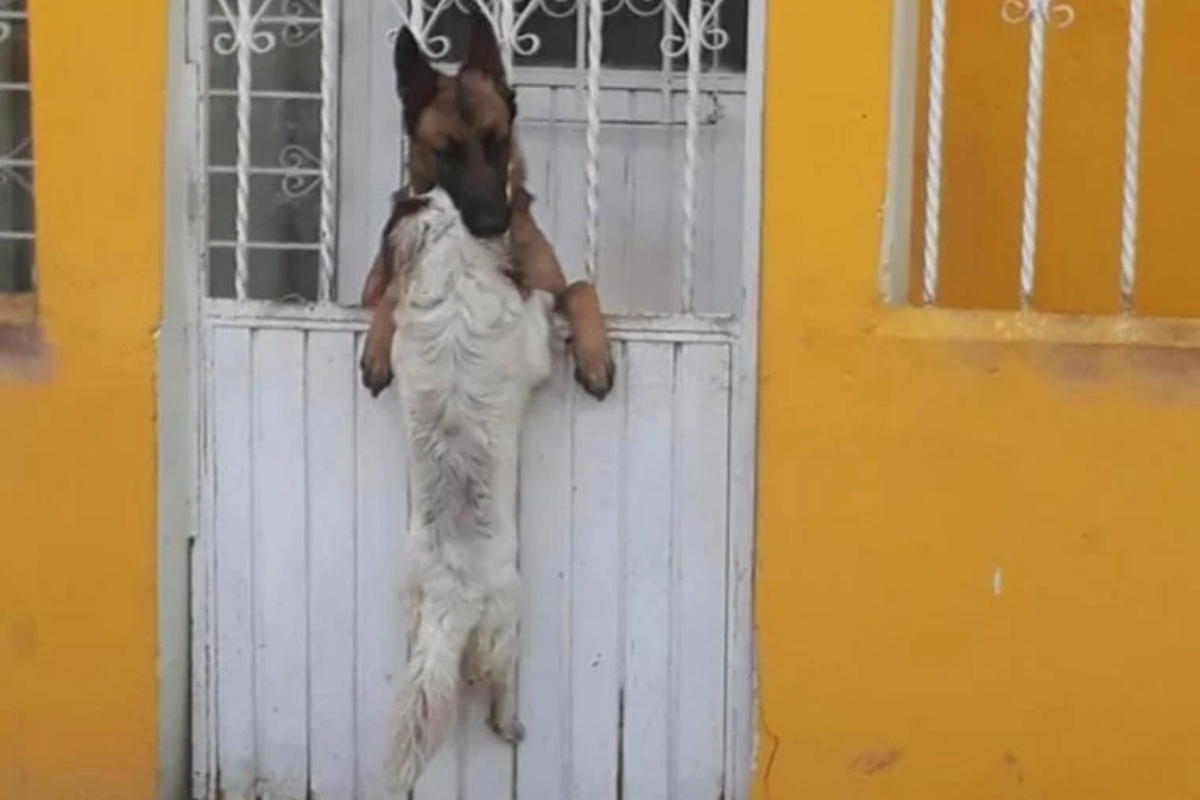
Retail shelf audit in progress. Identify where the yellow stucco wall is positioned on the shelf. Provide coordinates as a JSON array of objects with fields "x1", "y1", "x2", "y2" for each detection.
[
  {"x1": 0, "y1": 2, "x2": 167, "y2": 799},
  {"x1": 756, "y1": 1, "x2": 1200, "y2": 798}
]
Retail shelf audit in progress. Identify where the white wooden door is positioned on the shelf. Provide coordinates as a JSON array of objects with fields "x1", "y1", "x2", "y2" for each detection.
[{"x1": 191, "y1": 2, "x2": 763, "y2": 799}]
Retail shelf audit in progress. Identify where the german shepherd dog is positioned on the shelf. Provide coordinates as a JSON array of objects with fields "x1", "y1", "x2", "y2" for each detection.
[
  {"x1": 357, "y1": 15, "x2": 615, "y2": 401},
  {"x1": 371, "y1": 13, "x2": 605, "y2": 792}
]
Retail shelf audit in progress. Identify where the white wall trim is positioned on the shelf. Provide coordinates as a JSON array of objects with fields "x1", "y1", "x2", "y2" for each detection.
[
  {"x1": 159, "y1": 0, "x2": 206, "y2": 797},
  {"x1": 720, "y1": 0, "x2": 768, "y2": 796},
  {"x1": 881, "y1": 0, "x2": 920, "y2": 304},
  {"x1": 725, "y1": 0, "x2": 766, "y2": 795}
]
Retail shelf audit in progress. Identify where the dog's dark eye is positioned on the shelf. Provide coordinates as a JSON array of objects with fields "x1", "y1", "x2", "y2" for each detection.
[
  {"x1": 436, "y1": 140, "x2": 466, "y2": 161},
  {"x1": 482, "y1": 132, "x2": 507, "y2": 157}
]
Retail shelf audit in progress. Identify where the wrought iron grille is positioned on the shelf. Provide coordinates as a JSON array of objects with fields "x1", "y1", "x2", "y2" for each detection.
[
  {"x1": 887, "y1": 0, "x2": 1179, "y2": 315},
  {"x1": 0, "y1": 0, "x2": 34, "y2": 295},
  {"x1": 204, "y1": 0, "x2": 750, "y2": 314}
]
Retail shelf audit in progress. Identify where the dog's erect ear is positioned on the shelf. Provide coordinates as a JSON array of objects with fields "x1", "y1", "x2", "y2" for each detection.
[
  {"x1": 464, "y1": 8, "x2": 507, "y2": 84},
  {"x1": 394, "y1": 27, "x2": 439, "y2": 130}
]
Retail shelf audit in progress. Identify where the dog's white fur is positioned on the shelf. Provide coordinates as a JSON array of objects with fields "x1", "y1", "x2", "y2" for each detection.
[{"x1": 385, "y1": 187, "x2": 554, "y2": 792}]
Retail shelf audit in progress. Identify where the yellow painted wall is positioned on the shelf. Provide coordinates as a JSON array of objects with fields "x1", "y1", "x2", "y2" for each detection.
[
  {"x1": 756, "y1": 1, "x2": 1200, "y2": 798},
  {"x1": 0, "y1": 2, "x2": 167, "y2": 798}
]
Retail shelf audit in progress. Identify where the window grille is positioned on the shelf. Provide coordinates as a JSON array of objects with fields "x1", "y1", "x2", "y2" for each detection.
[
  {"x1": 885, "y1": 1, "x2": 1179, "y2": 316},
  {"x1": 204, "y1": 0, "x2": 750, "y2": 315},
  {"x1": 0, "y1": 0, "x2": 34, "y2": 318}
]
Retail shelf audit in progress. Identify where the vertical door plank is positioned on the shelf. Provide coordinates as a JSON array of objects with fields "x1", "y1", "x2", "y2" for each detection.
[
  {"x1": 705, "y1": 94, "x2": 747, "y2": 315},
  {"x1": 620, "y1": 341, "x2": 675, "y2": 800},
  {"x1": 630, "y1": 91, "x2": 679, "y2": 313},
  {"x1": 354, "y1": 346, "x2": 409, "y2": 800},
  {"x1": 671, "y1": 343, "x2": 731, "y2": 800},
  {"x1": 306, "y1": 331, "x2": 358, "y2": 800},
  {"x1": 597, "y1": 89, "x2": 635, "y2": 312},
  {"x1": 213, "y1": 327, "x2": 256, "y2": 800},
  {"x1": 252, "y1": 329, "x2": 310, "y2": 799},
  {"x1": 515, "y1": 351, "x2": 575, "y2": 800},
  {"x1": 462, "y1": 685, "x2": 513, "y2": 800},
  {"x1": 548, "y1": 87, "x2": 587, "y2": 285},
  {"x1": 569, "y1": 343, "x2": 626, "y2": 800}
]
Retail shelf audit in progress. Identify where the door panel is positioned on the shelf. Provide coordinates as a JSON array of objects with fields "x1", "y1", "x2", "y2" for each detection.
[
  {"x1": 205, "y1": 325, "x2": 737, "y2": 799},
  {"x1": 196, "y1": 2, "x2": 760, "y2": 798}
]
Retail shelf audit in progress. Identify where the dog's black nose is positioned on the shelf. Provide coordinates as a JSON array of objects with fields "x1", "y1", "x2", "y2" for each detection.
[{"x1": 465, "y1": 208, "x2": 511, "y2": 239}]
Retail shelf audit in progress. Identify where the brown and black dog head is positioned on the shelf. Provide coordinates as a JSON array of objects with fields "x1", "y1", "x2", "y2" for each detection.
[{"x1": 394, "y1": 11, "x2": 518, "y2": 239}]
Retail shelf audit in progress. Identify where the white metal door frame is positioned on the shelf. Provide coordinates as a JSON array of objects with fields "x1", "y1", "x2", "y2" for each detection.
[
  {"x1": 159, "y1": 0, "x2": 769, "y2": 796},
  {"x1": 159, "y1": 2, "x2": 205, "y2": 798}
]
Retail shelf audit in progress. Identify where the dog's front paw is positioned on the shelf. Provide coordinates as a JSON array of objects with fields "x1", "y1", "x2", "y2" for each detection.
[
  {"x1": 359, "y1": 350, "x2": 394, "y2": 397},
  {"x1": 560, "y1": 280, "x2": 615, "y2": 401},
  {"x1": 487, "y1": 711, "x2": 526, "y2": 745},
  {"x1": 573, "y1": 347, "x2": 616, "y2": 401}
]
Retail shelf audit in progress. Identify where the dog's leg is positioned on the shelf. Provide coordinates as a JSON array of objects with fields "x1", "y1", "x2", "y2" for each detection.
[
  {"x1": 556, "y1": 280, "x2": 614, "y2": 399},
  {"x1": 465, "y1": 429, "x2": 527, "y2": 746},
  {"x1": 486, "y1": 636, "x2": 523, "y2": 744},
  {"x1": 360, "y1": 296, "x2": 398, "y2": 397},
  {"x1": 510, "y1": 191, "x2": 615, "y2": 400},
  {"x1": 359, "y1": 253, "x2": 402, "y2": 397},
  {"x1": 472, "y1": 576, "x2": 523, "y2": 744}
]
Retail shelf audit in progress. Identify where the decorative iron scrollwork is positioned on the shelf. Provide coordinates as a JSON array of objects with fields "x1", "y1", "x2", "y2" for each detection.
[{"x1": 1001, "y1": 0, "x2": 1076, "y2": 29}]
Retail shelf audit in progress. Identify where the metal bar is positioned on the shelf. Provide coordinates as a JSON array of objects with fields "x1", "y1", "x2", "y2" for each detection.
[
  {"x1": 209, "y1": 88, "x2": 323, "y2": 100},
  {"x1": 209, "y1": 166, "x2": 322, "y2": 176},
  {"x1": 206, "y1": 297, "x2": 740, "y2": 339},
  {"x1": 1120, "y1": 0, "x2": 1146, "y2": 313},
  {"x1": 318, "y1": 0, "x2": 341, "y2": 302},
  {"x1": 409, "y1": 0, "x2": 425, "y2": 36},
  {"x1": 210, "y1": 240, "x2": 322, "y2": 250},
  {"x1": 921, "y1": 0, "x2": 947, "y2": 305},
  {"x1": 497, "y1": 0, "x2": 516, "y2": 74},
  {"x1": 234, "y1": 0, "x2": 254, "y2": 300},
  {"x1": 583, "y1": 0, "x2": 603, "y2": 284},
  {"x1": 681, "y1": 0, "x2": 704, "y2": 313},
  {"x1": 1017, "y1": 3, "x2": 1047, "y2": 309},
  {"x1": 450, "y1": 65, "x2": 746, "y2": 91},
  {"x1": 207, "y1": 14, "x2": 322, "y2": 25}
]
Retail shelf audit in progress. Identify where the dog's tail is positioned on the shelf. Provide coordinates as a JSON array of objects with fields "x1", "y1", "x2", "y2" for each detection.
[
  {"x1": 391, "y1": 589, "x2": 478, "y2": 792},
  {"x1": 392, "y1": 426, "x2": 493, "y2": 791}
]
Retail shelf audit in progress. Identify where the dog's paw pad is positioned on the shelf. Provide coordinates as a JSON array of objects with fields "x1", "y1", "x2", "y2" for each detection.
[
  {"x1": 487, "y1": 715, "x2": 525, "y2": 745},
  {"x1": 359, "y1": 354, "x2": 394, "y2": 397},
  {"x1": 574, "y1": 356, "x2": 615, "y2": 401}
]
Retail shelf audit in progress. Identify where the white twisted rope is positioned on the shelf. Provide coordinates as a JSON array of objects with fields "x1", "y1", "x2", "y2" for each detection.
[
  {"x1": 1004, "y1": 0, "x2": 1074, "y2": 309},
  {"x1": 409, "y1": 0, "x2": 426, "y2": 34},
  {"x1": 584, "y1": 0, "x2": 602, "y2": 283},
  {"x1": 235, "y1": 0, "x2": 253, "y2": 300},
  {"x1": 1120, "y1": 0, "x2": 1145, "y2": 313},
  {"x1": 681, "y1": 0, "x2": 703, "y2": 312},
  {"x1": 921, "y1": 0, "x2": 948, "y2": 306},
  {"x1": 1017, "y1": 6, "x2": 1047, "y2": 310},
  {"x1": 318, "y1": 0, "x2": 341, "y2": 302},
  {"x1": 497, "y1": 0, "x2": 516, "y2": 75}
]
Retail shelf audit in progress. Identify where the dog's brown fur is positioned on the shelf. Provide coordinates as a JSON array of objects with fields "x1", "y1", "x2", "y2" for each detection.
[{"x1": 358, "y1": 13, "x2": 615, "y2": 400}]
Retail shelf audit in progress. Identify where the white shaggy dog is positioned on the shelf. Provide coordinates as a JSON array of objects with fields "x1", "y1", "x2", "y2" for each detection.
[{"x1": 384, "y1": 186, "x2": 554, "y2": 792}]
